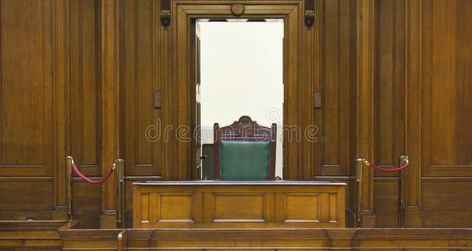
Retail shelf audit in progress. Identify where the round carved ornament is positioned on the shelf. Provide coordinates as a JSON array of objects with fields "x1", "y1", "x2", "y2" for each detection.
[{"x1": 231, "y1": 4, "x2": 245, "y2": 16}]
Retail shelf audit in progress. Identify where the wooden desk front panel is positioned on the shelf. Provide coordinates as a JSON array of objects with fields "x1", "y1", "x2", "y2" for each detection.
[{"x1": 133, "y1": 183, "x2": 345, "y2": 228}]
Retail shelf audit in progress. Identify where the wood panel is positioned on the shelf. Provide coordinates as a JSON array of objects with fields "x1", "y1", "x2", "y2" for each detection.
[
  {"x1": 374, "y1": 0, "x2": 472, "y2": 227},
  {"x1": 355, "y1": 0, "x2": 376, "y2": 227},
  {"x1": 0, "y1": 0, "x2": 471, "y2": 230},
  {"x1": 120, "y1": 0, "x2": 167, "y2": 226},
  {"x1": 133, "y1": 181, "x2": 346, "y2": 228},
  {"x1": 69, "y1": 0, "x2": 102, "y2": 228},
  {"x1": 0, "y1": 179, "x2": 54, "y2": 219},
  {"x1": 70, "y1": 0, "x2": 100, "y2": 177},
  {"x1": 0, "y1": 0, "x2": 67, "y2": 220},
  {"x1": 61, "y1": 228, "x2": 472, "y2": 250},
  {"x1": 99, "y1": 0, "x2": 121, "y2": 227},
  {"x1": 71, "y1": 180, "x2": 101, "y2": 228},
  {"x1": 313, "y1": 0, "x2": 354, "y2": 177},
  {"x1": 421, "y1": 178, "x2": 472, "y2": 227},
  {"x1": 402, "y1": 0, "x2": 472, "y2": 227},
  {"x1": 373, "y1": 0, "x2": 406, "y2": 228},
  {"x1": 1, "y1": 224, "x2": 472, "y2": 250},
  {"x1": 0, "y1": 221, "x2": 67, "y2": 251},
  {"x1": 421, "y1": 0, "x2": 472, "y2": 177},
  {"x1": 373, "y1": 177, "x2": 399, "y2": 227},
  {"x1": 0, "y1": 0, "x2": 54, "y2": 176},
  {"x1": 375, "y1": 0, "x2": 406, "y2": 171},
  {"x1": 121, "y1": 0, "x2": 163, "y2": 177}
]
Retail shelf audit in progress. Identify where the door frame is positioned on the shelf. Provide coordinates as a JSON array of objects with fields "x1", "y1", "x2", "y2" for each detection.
[{"x1": 167, "y1": 0, "x2": 304, "y2": 180}]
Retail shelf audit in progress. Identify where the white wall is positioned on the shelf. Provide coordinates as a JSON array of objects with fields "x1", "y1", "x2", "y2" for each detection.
[{"x1": 198, "y1": 21, "x2": 284, "y2": 177}]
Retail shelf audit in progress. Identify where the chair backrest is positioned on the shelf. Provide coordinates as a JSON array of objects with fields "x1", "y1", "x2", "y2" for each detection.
[{"x1": 214, "y1": 115, "x2": 276, "y2": 180}]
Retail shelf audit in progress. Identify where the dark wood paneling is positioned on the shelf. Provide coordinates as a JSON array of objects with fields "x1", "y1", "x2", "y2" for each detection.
[
  {"x1": 375, "y1": 0, "x2": 405, "y2": 170},
  {"x1": 314, "y1": 0, "x2": 354, "y2": 177},
  {"x1": 0, "y1": 227, "x2": 468, "y2": 250},
  {"x1": 121, "y1": 0, "x2": 162, "y2": 177},
  {"x1": 422, "y1": 0, "x2": 472, "y2": 177},
  {"x1": 0, "y1": 179, "x2": 53, "y2": 213},
  {"x1": 0, "y1": 0, "x2": 63, "y2": 220},
  {"x1": 59, "y1": 228, "x2": 472, "y2": 250},
  {"x1": 375, "y1": 0, "x2": 472, "y2": 227},
  {"x1": 70, "y1": 0, "x2": 100, "y2": 177},
  {"x1": 355, "y1": 0, "x2": 376, "y2": 227},
  {"x1": 374, "y1": 178, "x2": 399, "y2": 227},
  {"x1": 0, "y1": 0, "x2": 471, "y2": 230},
  {"x1": 0, "y1": 0, "x2": 54, "y2": 177},
  {"x1": 422, "y1": 178, "x2": 472, "y2": 210},
  {"x1": 373, "y1": 0, "x2": 406, "y2": 227},
  {"x1": 99, "y1": 0, "x2": 121, "y2": 227},
  {"x1": 69, "y1": 0, "x2": 102, "y2": 227},
  {"x1": 423, "y1": 210, "x2": 472, "y2": 228},
  {"x1": 71, "y1": 181, "x2": 101, "y2": 228}
]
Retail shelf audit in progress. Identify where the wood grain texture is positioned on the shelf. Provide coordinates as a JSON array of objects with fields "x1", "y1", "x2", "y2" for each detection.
[
  {"x1": 373, "y1": 0, "x2": 406, "y2": 228},
  {"x1": 3, "y1": 225, "x2": 471, "y2": 250},
  {"x1": 355, "y1": 0, "x2": 376, "y2": 227},
  {"x1": 421, "y1": 0, "x2": 472, "y2": 177},
  {"x1": 99, "y1": 0, "x2": 120, "y2": 228},
  {"x1": 0, "y1": 0, "x2": 68, "y2": 221},
  {"x1": 0, "y1": 0, "x2": 471, "y2": 230},
  {"x1": 121, "y1": 0, "x2": 163, "y2": 177},
  {"x1": 68, "y1": 0, "x2": 102, "y2": 227},
  {"x1": 132, "y1": 181, "x2": 346, "y2": 228}
]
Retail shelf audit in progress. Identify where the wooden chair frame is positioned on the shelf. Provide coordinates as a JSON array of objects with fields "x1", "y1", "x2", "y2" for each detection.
[{"x1": 213, "y1": 115, "x2": 277, "y2": 179}]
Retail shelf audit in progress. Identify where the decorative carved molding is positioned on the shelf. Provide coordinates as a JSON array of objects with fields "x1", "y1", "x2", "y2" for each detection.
[{"x1": 231, "y1": 4, "x2": 245, "y2": 16}]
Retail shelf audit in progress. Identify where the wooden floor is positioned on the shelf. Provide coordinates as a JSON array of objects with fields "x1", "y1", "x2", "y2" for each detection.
[{"x1": 1, "y1": 221, "x2": 472, "y2": 250}]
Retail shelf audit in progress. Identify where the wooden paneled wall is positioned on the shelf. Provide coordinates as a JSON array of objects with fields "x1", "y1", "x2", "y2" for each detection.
[
  {"x1": 0, "y1": 0, "x2": 106, "y2": 228},
  {"x1": 0, "y1": 0, "x2": 68, "y2": 221},
  {"x1": 0, "y1": 0, "x2": 471, "y2": 229},
  {"x1": 374, "y1": 0, "x2": 472, "y2": 227},
  {"x1": 409, "y1": 0, "x2": 472, "y2": 227}
]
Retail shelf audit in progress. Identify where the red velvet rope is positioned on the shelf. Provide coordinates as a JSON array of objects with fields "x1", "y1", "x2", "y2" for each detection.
[
  {"x1": 71, "y1": 161, "x2": 115, "y2": 185},
  {"x1": 366, "y1": 161, "x2": 410, "y2": 173}
]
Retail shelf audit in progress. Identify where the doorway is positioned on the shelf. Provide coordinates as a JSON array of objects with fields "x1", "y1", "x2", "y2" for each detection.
[
  {"x1": 170, "y1": 2, "x2": 302, "y2": 180},
  {"x1": 195, "y1": 19, "x2": 285, "y2": 179}
]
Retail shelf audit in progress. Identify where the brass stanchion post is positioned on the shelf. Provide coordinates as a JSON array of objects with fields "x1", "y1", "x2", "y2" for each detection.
[
  {"x1": 355, "y1": 158, "x2": 365, "y2": 227},
  {"x1": 398, "y1": 155, "x2": 408, "y2": 227},
  {"x1": 116, "y1": 159, "x2": 125, "y2": 227},
  {"x1": 66, "y1": 156, "x2": 73, "y2": 221}
]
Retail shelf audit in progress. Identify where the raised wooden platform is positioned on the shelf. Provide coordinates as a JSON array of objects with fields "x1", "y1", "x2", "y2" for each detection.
[
  {"x1": 1, "y1": 221, "x2": 472, "y2": 250},
  {"x1": 133, "y1": 180, "x2": 346, "y2": 228}
]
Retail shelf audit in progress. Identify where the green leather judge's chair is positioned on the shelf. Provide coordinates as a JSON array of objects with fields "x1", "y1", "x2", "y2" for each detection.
[{"x1": 213, "y1": 116, "x2": 277, "y2": 180}]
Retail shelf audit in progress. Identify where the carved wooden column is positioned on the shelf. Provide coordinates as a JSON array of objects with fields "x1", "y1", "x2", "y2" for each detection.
[
  {"x1": 100, "y1": 0, "x2": 121, "y2": 228},
  {"x1": 356, "y1": 0, "x2": 376, "y2": 227}
]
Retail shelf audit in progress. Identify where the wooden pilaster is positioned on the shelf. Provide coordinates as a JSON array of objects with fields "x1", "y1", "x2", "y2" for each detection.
[
  {"x1": 356, "y1": 0, "x2": 376, "y2": 227},
  {"x1": 100, "y1": 0, "x2": 121, "y2": 228}
]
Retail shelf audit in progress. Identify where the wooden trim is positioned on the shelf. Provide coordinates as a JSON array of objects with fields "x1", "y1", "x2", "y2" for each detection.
[
  {"x1": 356, "y1": 0, "x2": 376, "y2": 227},
  {"x1": 52, "y1": 0, "x2": 70, "y2": 219},
  {"x1": 171, "y1": 1, "x2": 303, "y2": 180},
  {"x1": 100, "y1": 0, "x2": 121, "y2": 228},
  {"x1": 404, "y1": 0, "x2": 423, "y2": 227}
]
